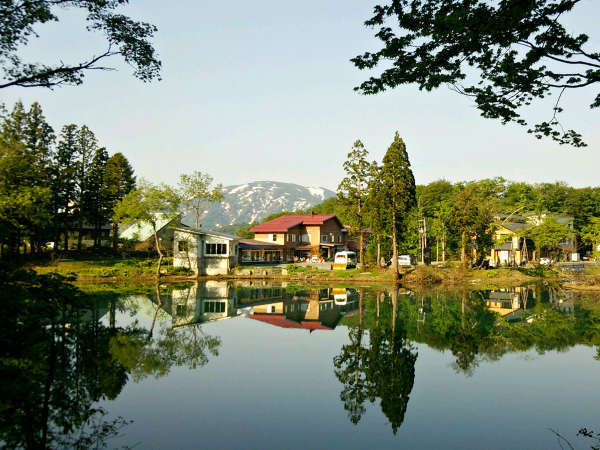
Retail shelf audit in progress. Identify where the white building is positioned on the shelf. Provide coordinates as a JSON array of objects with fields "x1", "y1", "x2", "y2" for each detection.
[{"x1": 173, "y1": 226, "x2": 240, "y2": 275}]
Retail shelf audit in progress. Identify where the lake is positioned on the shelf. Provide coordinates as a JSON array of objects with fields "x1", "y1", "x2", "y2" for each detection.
[{"x1": 3, "y1": 281, "x2": 600, "y2": 449}]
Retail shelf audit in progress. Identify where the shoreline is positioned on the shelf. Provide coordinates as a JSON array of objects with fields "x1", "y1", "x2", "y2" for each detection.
[{"x1": 27, "y1": 259, "x2": 600, "y2": 291}]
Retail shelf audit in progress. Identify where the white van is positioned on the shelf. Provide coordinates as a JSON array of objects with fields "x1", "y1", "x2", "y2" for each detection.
[
  {"x1": 398, "y1": 255, "x2": 413, "y2": 266},
  {"x1": 333, "y1": 251, "x2": 357, "y2": 269}
]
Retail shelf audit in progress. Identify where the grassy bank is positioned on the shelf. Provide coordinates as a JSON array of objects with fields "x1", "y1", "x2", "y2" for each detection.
[
  {"x1": 27, "y1": 257, "x2": 600, "y2": 291},
  {"x1": 28, "y1": 256, "x2": 193, "y2": 281}
]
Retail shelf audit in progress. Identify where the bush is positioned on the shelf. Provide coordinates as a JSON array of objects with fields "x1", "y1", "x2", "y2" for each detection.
[{"x1": 403, "y1": 265, "x2": 443, "y2": 284}]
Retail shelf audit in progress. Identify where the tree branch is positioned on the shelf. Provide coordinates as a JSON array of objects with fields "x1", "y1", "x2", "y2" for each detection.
[{"x1": 0, "y1": 48, "x2": 120, "y2": 89}]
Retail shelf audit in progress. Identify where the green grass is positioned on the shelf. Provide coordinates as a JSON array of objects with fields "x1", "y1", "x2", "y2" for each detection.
[{"x1": 30, "y1": 256, "x2": 193, "y2": 279}]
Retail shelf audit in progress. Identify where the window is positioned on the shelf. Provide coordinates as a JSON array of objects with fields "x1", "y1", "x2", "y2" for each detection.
[
  {"x1": 301, "y1": 234, "x2": 310, "y2": 243},
  {"x1": 271, "y1": 233, "x2": 277, "y2": 242},
  {"x1": 291, "y1": 234, "x2": 298, "y2": 242},
  {"x1": 204, "y1": 301, "x2": 225, "y2": 313},
  {"x1": 206, "y1": 243, "x2": 227, "y2": 255},
  {"x1": 321, "y1": 235, "x2": 329, "y2": 243},
  {"x1": 178, "y1": 240, "x2": 189, "y2": 252}
]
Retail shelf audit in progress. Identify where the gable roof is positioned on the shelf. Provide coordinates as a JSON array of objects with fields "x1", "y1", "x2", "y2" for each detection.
[
  {"x1": 173, "y1": 225, "x2": 240, "y2": 241},
  {"x1": 248, "y1": 314, "x2": 333, "y2": 330},
  {"x1": 119, "y1": 214, "x2": 177, "y2": 241},
  {"x1": 498, "y1": 222, "x2": 531, "y2": 234},
  {"x1": 250, "y1": 214, "x2": 341, "y2": 233},
  {"x1": 239, "y1": 238, "x2": 284, "y2": 249}
]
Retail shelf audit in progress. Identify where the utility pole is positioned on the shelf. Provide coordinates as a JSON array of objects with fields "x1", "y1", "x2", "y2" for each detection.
[{"x1": 419, "y1": 217, "x2": 427, "y2": 265}]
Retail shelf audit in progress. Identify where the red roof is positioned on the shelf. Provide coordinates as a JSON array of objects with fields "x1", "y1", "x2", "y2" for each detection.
[
  {"x1": 250, "y1": 214, "x2": 340, "y2": 233},
  {"x1": 248, "y1": 314, "x2": 333, "y2": 330}
]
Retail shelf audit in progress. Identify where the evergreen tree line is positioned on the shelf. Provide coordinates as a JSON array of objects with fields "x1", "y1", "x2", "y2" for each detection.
[
  {"x1": 0, "y1": 101, "x2": 136, "y2": 257},
  {"x1": 343, "y1": 174, "x2": 600, "y2": 265},
  {"x1": 251, "y1": 137, "x2": 600, "y2": 266}
]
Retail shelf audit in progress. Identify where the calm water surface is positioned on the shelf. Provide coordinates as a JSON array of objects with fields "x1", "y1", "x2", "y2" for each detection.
[{"x1": 4, "y1": 281, "x2": 600, "y2": 449}]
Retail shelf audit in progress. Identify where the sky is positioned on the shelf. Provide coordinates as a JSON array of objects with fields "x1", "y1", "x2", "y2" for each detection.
[{"x1": 2, "y1": 0, "x2": 599, "y2": 191}]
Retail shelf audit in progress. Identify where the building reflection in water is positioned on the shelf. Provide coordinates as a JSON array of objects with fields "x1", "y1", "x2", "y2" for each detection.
[
  {"x1": 165, "y1": 281, "x2": 239, "y2": 328},
  {"x1": 482, "y1": 286, "x2": 575, "y2": 322},
  {"x1": 161, "y1": 281, "x2": 360, "y2": 331}
]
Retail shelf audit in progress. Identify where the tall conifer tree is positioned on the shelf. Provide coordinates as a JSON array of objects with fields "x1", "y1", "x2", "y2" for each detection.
[
  {"x1": 380, "y1": 132, "x2": 416, "y2": 279},
  {"x1": 74, "y1": 125, "x2": 97, "y2": 250},
  {"x1": 52, "y1": 124, "x2": 79, "y2": 250},
  {"x1": 338, "y1": 140, "x2": 370, "y2": 266},
  {"x1": 103, "y1": 153, "x2": 136, "y2": 249},
  {"x1": 84, "y1": 148, "x2": 109, "y2": 247}
]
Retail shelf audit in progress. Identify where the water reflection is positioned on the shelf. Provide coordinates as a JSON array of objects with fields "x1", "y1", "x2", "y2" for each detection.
[
  {"x1": 334, "y1": 289, "x2": 417, "y2": 433},
  {"x1": 2, "y1": 273, "x2": 600, "y2": 448}
]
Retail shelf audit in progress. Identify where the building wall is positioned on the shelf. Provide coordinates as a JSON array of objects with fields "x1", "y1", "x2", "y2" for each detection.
[
  {"x1": 252, "y1": 219, "x2": 345, "y2": 258},
  {"x1": 253, "y1": 233, "x2": 285, "y2": 245},
  {"x1": 254, "y1": 302, "x2": 285, "y2": 314},
  {"x1": 173, "y1": 230, "x2": 238, "y2": 275}
]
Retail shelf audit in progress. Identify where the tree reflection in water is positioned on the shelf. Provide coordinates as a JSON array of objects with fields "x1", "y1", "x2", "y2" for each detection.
[
  {"x1": 335, "y1": 284, "x2": 600, "y2": 433},
  {"x1": 334, "y1": 288, "x2": 417, "y2": 434},
  {"x1": 0, "y1": 269, "x2": 220, "y2": 449}
]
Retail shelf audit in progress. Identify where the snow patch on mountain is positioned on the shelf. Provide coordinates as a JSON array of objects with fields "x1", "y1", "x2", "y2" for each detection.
[{"x1": 183, "y1": 181, "x2": 335, "y2": 228}]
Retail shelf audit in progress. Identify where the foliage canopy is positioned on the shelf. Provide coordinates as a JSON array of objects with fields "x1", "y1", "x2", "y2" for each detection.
[
  {"x1": 1, "y1": 0, "x2": 161, "y2": 89},
  {"x1": 352, "y1": 0, "x2": 599, "y2": 147}
]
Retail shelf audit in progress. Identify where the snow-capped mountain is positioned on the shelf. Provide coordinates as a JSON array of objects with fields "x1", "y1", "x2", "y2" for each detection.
[{"x1": 183, "y1": 181, "x2": 336, "y2": 228}]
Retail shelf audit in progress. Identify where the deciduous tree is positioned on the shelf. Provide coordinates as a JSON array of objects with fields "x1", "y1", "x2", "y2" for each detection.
[
  {"x1": 113, "y1": 180, "x2": 181, "y2": 278},
  {"x1": 526, "y1": 217, "x2": 572, "y2": 261},
  {"x1": 178, "y1": 171, "x2": 224, "y2": 229},
  {"x1": 1, "y1": 0, "x2": 161, "y2": 89},
  {"x1": 352, "y1": 0, "x2": 599, "y2": 147}
]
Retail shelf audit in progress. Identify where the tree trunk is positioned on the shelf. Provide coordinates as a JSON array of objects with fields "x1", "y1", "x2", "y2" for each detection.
[
  {"x1": 64, "y1": 229, "x2": 69, "y2": 251},
  {"x1": 153, "y1": 224, "x2": 163, "y2": 279},
  {"x1": 149, "y1": 282, "x2": 162, "y2": 339},
  {"x1": 442, "y1": 229, "x2": 446, "y2": 262},
  {"x1": 77, "y1": 214, "x2": 83, "y2": 251},
  {"x1": 461, "y1": 231, "x2": 467, "y2": 267},
  {"x1": 112, "y1": 223, "x2": 119, "y2": 251},
  {"x1": 377, "y1": 239, "x2": 381, "y2": 268},
  {"x1": 391, "y1": 286, "x2": 398, "y2": 344},
  {"x1": 40, "y1": 324, "x2": 57, "y2": 450},
  {"x1": 391, "y1": 214, "x2": 399, "y2": 280},
  {"x1": 359, "y1": 231, "x2": 364, "y2": 267}
]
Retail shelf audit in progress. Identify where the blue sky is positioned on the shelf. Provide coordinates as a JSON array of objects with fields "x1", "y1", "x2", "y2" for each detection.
[{"x1": 3, "y1": 0, "x2": 599, "y2": 190}]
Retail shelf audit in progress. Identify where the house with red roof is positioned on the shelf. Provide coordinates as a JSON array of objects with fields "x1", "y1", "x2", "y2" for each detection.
[
  {"x1": 248, "y1": 213, "x2": 348, "y2": 261},
  {"x1": 248, "y1": 291, "x2": 342, "y2": 331}
]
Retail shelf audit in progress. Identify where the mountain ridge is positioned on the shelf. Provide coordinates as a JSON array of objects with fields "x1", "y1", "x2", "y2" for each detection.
[{"x1": 182, "y1": 180, "x2": 336, "y2": 229}]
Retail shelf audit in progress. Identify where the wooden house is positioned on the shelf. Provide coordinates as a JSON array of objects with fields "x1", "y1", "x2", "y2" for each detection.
[{"x1": 249, "y1": 214, "x2": 347, "y2": 261}]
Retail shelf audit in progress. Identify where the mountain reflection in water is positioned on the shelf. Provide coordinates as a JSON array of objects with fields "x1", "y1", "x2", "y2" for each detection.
[{"x1": 2, "y1": 272, "x2": 600, "y2": 449}]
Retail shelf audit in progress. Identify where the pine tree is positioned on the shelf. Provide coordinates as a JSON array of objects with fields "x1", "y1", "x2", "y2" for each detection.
[
  {"x1": 51, "y1": 125, "x2": 79, "y2": 250},
  {"x1": 24, "y1": 102, "x2": 55, "y2": 252},
  {"x1": 103, "y1": 153, "x2": 136, "y2": 249},
  {"x1": 365, "y1": 161, "x2": 388, "y2": 267},
  {"x1": 380, "y1": 132, "x2": 416, "y2": 280},
  {"x1": 338, "y1": 139, "x2": 371, "y2": 267},
  {"x1": 0, "y1": 102, "x2": 53, "y2": 256},
  {"x1": 74, "y1": 125, "x2": 98, "y2": 250},
  {"x1": 84, "y1": 148, "x2": 109, "y2": 248}
]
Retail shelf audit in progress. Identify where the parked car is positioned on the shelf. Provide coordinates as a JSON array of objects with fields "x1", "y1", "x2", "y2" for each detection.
[
  {"x1": 539, "y1": 257, "x2": 551, "y2": 265},
  {"x1": 388, "y1": 255, "x2": 413, "y2": 266},
  {"x1": 333, "y1": 251, "x2": 357, "y2": 269}
]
